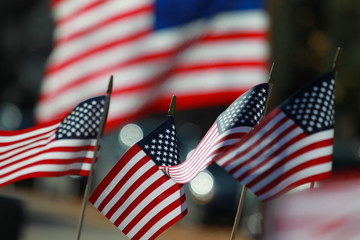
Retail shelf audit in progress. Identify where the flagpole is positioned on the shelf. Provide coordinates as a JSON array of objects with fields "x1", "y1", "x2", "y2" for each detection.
[
  {"x1": 229, "y1": 63, "x2": 274, "y2": 240},
  {"x1": 75, "y1": 76, "x2": 113, "y2": 240},
  {"x1": 168, "y1": 95, "x2": 176, "y2": 116}
]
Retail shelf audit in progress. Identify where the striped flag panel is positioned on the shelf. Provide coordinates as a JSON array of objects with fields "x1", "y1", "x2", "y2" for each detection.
[
  {"x1": 35, "y1": 0, "x2": 269, "y2": 132},
  {"x1": 89, "y1": 116, "x2": 187, "y2": 240},
  {"x1": 163, "y1": 83, "x2": 270, "y2": 183},
  {"x1": 0, "y1": 96, "x2": 106, "y2": 187},
  {"x1": 215, "y1": 72, "x2": 335, "y2": 201}
]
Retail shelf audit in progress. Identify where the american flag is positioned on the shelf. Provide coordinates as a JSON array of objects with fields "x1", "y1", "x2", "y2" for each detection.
[
  {"x1": 162, "y1": 83, "x2": 270, "y2": 183},
  {"x1": 216, "y1": 71, "x2": 335, "y2": 201},
  {"x1": 35, "y1": 0, "x2": 269, "y2": 132},
  {"x1": 0, "y1": 96, "x2": 106, "y2": 187},
  {"x1": 89, "y1": 116, "x2": 187, "y2": 240},
  {"x1": 264, "y1": 176, "x2": 360, "y2": 240}
]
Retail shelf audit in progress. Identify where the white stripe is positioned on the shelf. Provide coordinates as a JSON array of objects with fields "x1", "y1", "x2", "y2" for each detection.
[
  {"x1": 258, "y1": 162, "x2": 332, "y2": 200},
  {"x1": 54, "y1": 0, "x2": 151, "y2": 40},
  {"x1": 93, "y1": 149, "x2": 146, "y2": 208},
  {"x1": 251, "y1": 145, "x2": 333, "y2": 192},
  {"x1": 241, "y1": 129, "x2": 334, "y2": 185},
  {"x1": 160, "y1": 68, "x2": 268, "y2": 95},
  {"x1": 126, "y1": 184, "x2": 184, "y2": 239}
]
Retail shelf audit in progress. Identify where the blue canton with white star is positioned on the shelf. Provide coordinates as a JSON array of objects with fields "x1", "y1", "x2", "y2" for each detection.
[
  {"x1": 280, "y1": 71, "x2": 335, "y2": 135},
  {"x1": 137, "y1": 116, "x2": 180, "y2": 167},
  {"x1": 56, "y1": 96, "x2": 106, "y2": 140},
  {"x1": 216, "y1": 83, "x2": 270, "y2": 134}
]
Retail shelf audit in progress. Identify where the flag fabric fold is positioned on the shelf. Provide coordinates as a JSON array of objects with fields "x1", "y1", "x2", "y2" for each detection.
[
  {"x1": 215, "y1": 71, "x2": 335, "y2": 201},
  {"x1": 162, "y1": 83, "x2": 270, "y2": 183},
  {"x1": 0, "y1": 96, "x2": 106, "y2": 187},
  {"x1": 36, "y1": 0, "x2": 269, "y2": 132},
  {"x1": 89, "y1": 116, "x2": 187, "y2": 240}
]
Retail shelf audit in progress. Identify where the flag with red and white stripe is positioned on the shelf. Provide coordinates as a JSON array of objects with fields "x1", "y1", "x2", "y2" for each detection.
[
  {"x1": 35, "y1": 0, "x2": 269, "y2": 132},
  {"x1": 216, "y1": 72, "x2": 335, "y2": 201},
  {"x1": 0, "y1": 96, "x2": 106, "y2": 187},
  {"x1": 89, "y1": 116, "x2": 187, "y2": 240},
  {"x1": 162, "y1": 83, "x2": 270, "y2": 183}
]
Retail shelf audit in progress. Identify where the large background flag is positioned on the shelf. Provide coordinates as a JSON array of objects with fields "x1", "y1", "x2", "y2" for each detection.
[
  {"x1": 162, "y1": 83, "x2": 270, "y2": 183},
  {"x1": 0, "y1": 96, "x2": 106, "y2": 187},
  {"x1": 89, "y1": 116, "x2": 187, "y2": 240},
  {"x1": 216, "y1": 72, "x2": 335, "y2": 201},
  {"x1": 35, "y1": 0, "x2": 269, "y2": 131}
]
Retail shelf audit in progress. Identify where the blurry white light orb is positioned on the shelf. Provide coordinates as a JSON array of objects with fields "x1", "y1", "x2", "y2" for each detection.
[
  {"x1": 189, "y1": 170, "x2": 215, "y2": 203},
  {"x1": 119, "y1": 123, "x2": 143, "y2": 147},
  {"x1": 186, "y1": 149, "x2": 195, "y2": 160},
  {"x1": 0, "y1": 103, "x2": 22, "y2": 130}
]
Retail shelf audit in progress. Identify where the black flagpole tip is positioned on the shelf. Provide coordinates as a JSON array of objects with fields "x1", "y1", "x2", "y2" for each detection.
[
  {"x1": 268, "y1": 62, "x2": 275, "y2": 85},
  {"x1": 107, "y1": 75, "x2": 113, "y2": 94},
  {"x1": 168, "y1": 95, "x2": 176, "y2": 116},
  {"x1": 332, "y1": 47, "x2": 341, "y2": 71}
]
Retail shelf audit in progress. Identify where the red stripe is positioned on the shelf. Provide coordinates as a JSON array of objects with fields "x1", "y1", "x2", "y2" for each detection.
[
  {"x1": 89, "y1": 144, "x2": 142, "y2": 203},
  {"x1": 113, "y1": 175, "x2": 170, "y2": 227},
  {"x1": 0, "y1": 129, "x2": 56, "y2": 148},
  {"x1": 0, "y1": 121, "x2": 57, "y2": 137},
  {"x1": 122, "y1": 183, "x2": 181, "y2": 235},
  {"x1": 96, "y1": 151, "x2": 151, "y2": 212},
  {"x1": 263, "y1": 171, "x2": 332, "y2": 201},
  {"x1": 202, "y1": 31, "x2": 268, "y2": 42},
  {"x1": 55, "y1": 1, "x2": 111, "y2": 25},
  {"x1": 0, "y1": 169, "x2": 90, "y2": 188},
  {"x1": 249, "y1": 139, "x2": 333, "y2": 192},
  {"x1": 54, "y1": 5, "x2": 153, "y2": 46},
  {"x1": 1, "y1": 157, "x2": 92, "y2": 179}
]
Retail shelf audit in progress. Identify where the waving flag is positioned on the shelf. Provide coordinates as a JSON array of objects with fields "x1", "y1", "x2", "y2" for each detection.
[
  {"x1": 35, "y1": 0, "x2": 269, "y2": 132},
  {"x1": 216, "y1": 72, "x2": 335, "y2": 201},
  {"x1": 89, "y1": 116, "x2": 187, "y2": 240},
  {"x1": 163, "y1": 83, "x2": 270, "y2": 183},
  {"x1": 0, "y1": 96, "x2": 106, "y2": 187}
]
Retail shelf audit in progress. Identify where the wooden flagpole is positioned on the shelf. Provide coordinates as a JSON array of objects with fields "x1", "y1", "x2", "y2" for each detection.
[
  {"x1": 309, "y1": 47, "x2": 341, "y2": 190},
  {"x1": 75, "y1": 76, "x2": 113, "y2": 240},
  {"x1": 229, "y1": 63, "x2": 275, "y2": 240}
]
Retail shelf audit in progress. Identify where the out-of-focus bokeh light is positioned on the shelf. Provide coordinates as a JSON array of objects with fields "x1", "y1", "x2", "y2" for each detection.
[
  {"x1": 118, "y1": 123, "x2": 143, "y2": 147},
  {"x1": 0, "y1": 102, "x2": 22, "y2": 130},
  {"x1": 189, "y1": 170, "x2": 215, "y2": 204}
]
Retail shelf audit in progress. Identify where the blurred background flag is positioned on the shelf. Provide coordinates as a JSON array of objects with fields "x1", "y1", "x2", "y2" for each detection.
[
  {"x1": 264, "y1": 176, "x2": 360, "y2": 240},
  {"x1": 89, "y1": 116, "x2": 187, "y2": 240},
  {"x1": 216, "y1": 71, "x2": 335, "y2": 201},
  {"x1": 162, "y1": 83, "x2": 270, "y2": 183},
  {"x1": 0, "y1": 96, "x2": 106, "y2": 187},
  {"x1": 35, "y1": 0, "x2": 269, "y2": 132}
]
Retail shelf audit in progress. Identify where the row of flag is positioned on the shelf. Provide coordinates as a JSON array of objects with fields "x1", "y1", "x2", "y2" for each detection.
[
  {"x1": 0, "y1": 0, "x2": 339, "y2": 239},
  {"x1": 0, "y1": 69, "x2": 335, "y2": 239}
]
